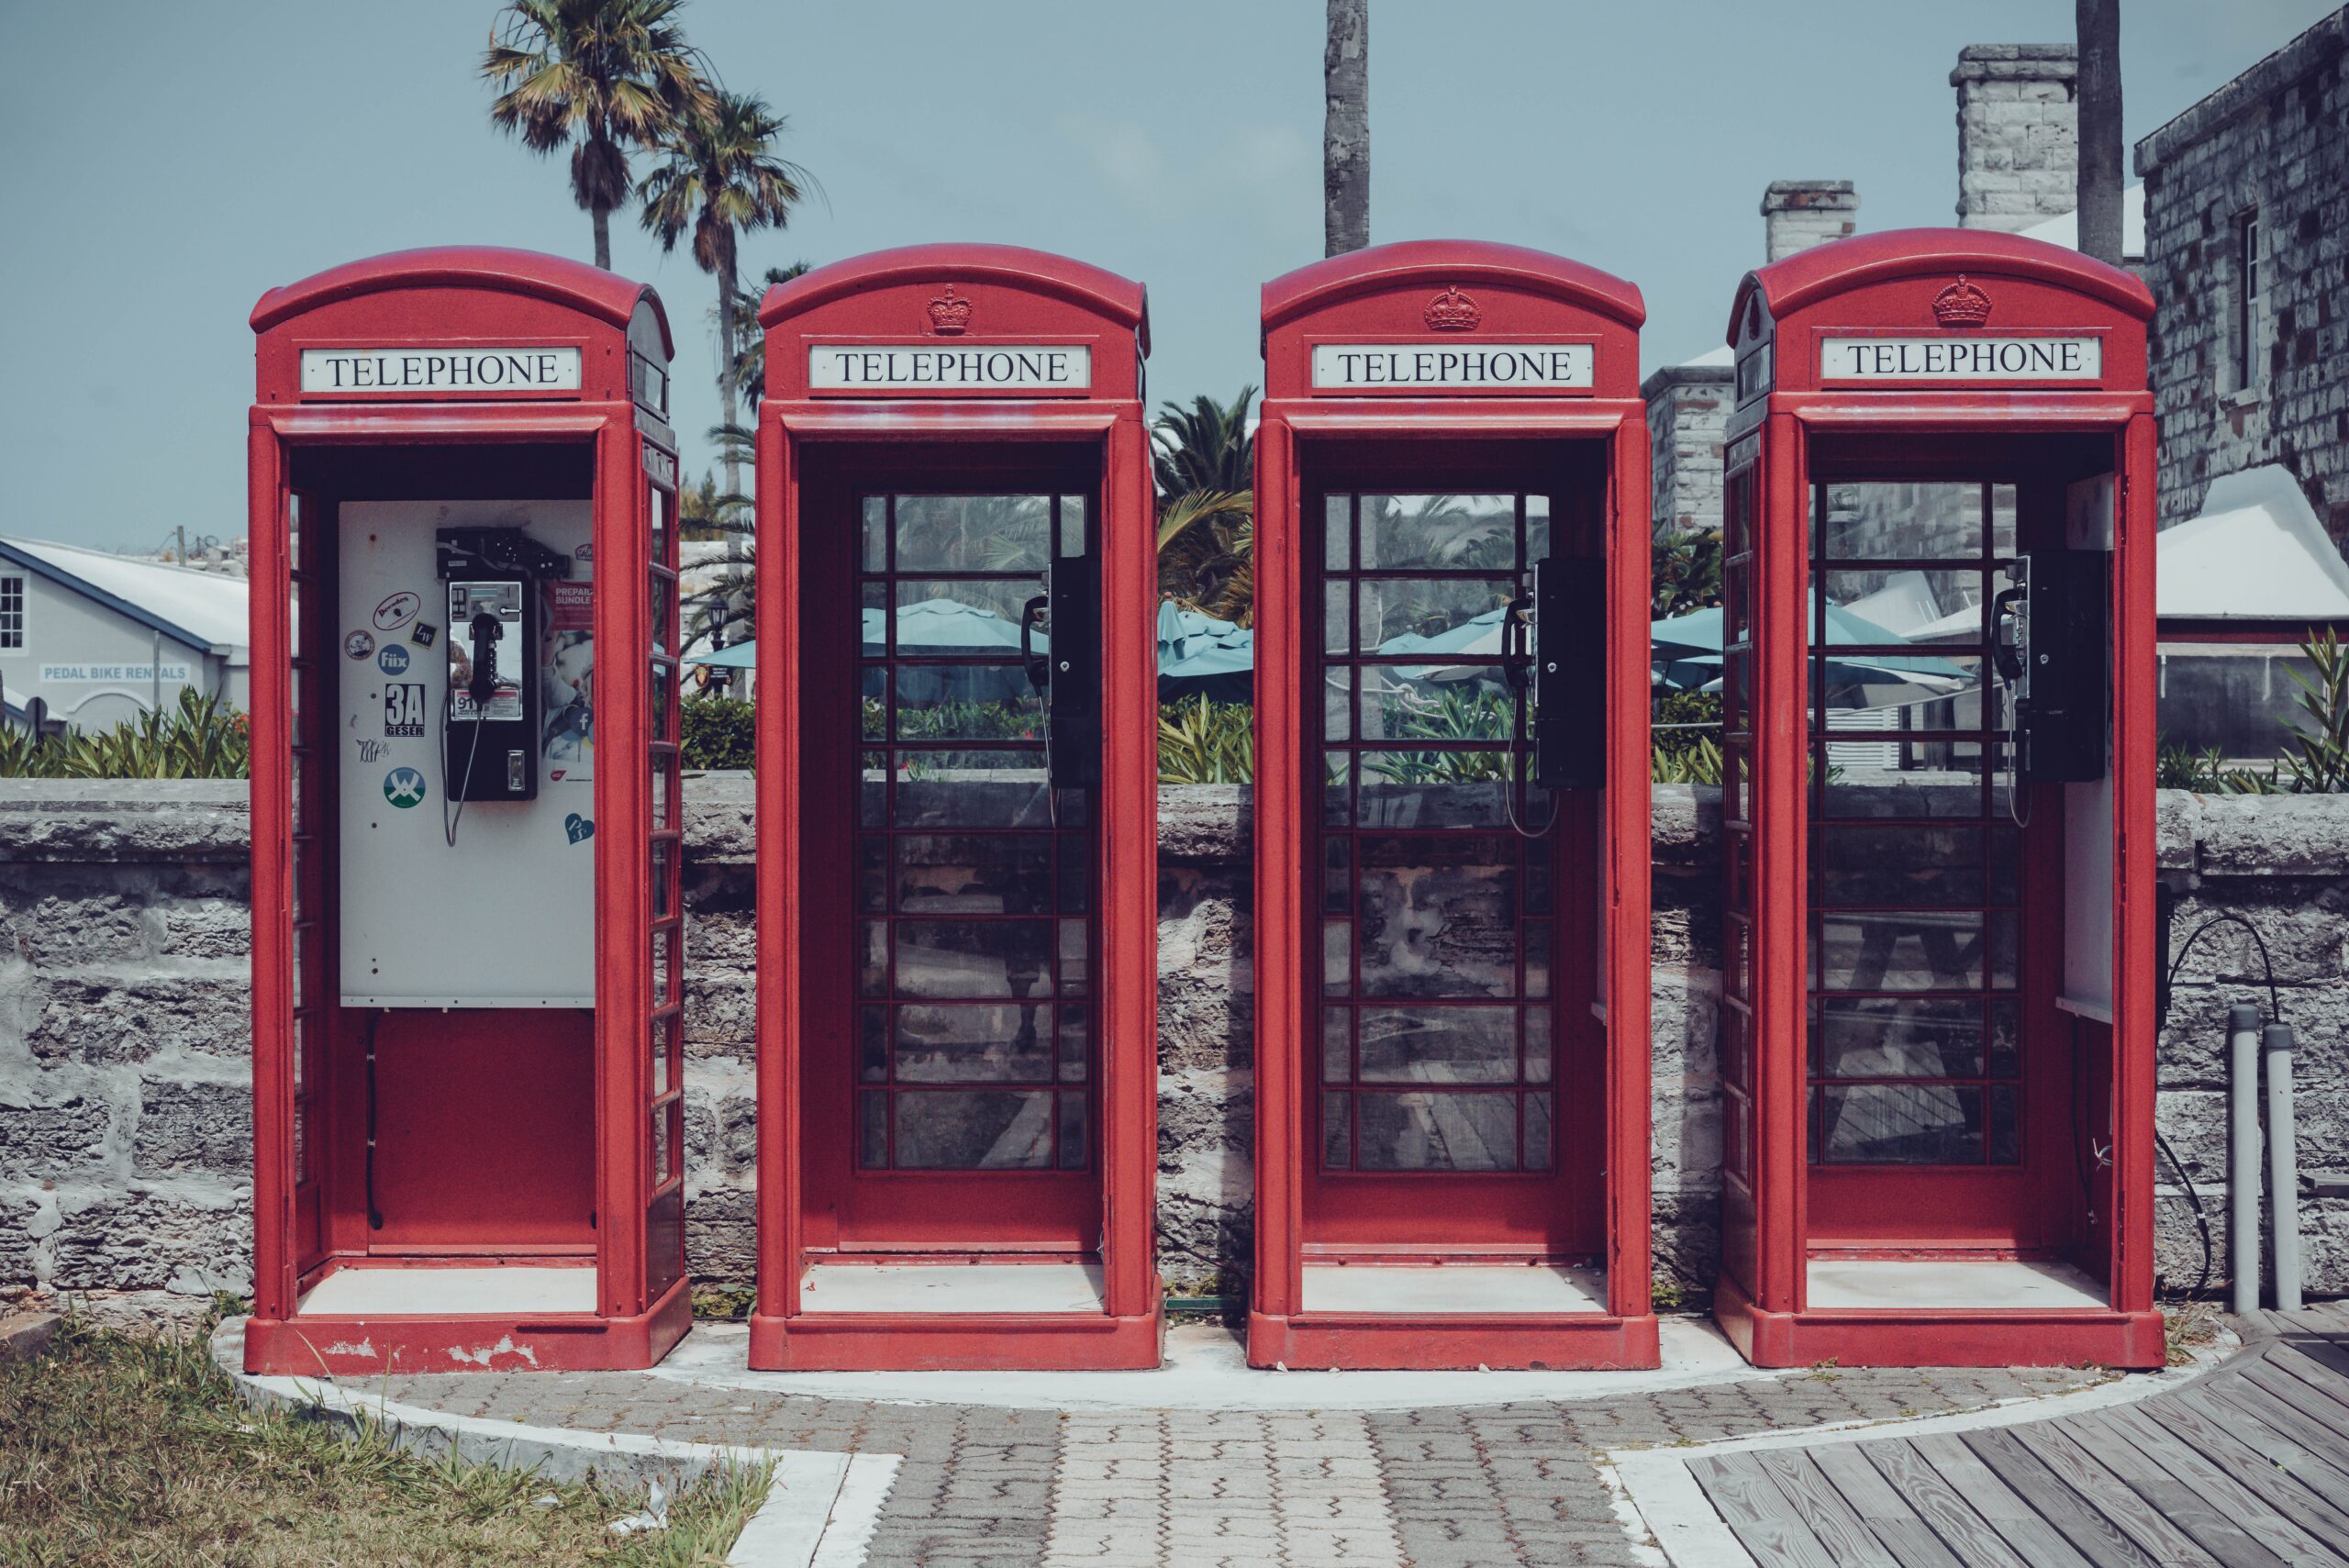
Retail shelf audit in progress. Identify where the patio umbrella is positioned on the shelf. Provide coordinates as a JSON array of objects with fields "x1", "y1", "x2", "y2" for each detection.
[
  {"x1": 1157, "y1": 602, "x2": 1253, "y2": 700},
  {"x1": 1651, "y1": 595, "x2": 1972, "y2": 699}
]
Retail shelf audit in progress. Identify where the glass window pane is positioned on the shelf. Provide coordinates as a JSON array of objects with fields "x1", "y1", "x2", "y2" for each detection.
[
  {"x1": 896, "y1": 834, "x2": 1053, "y2": 914},
  {"x1": 858, "y1": 921, "x2": 888, "y2": 995},
  {"x1": 1057, "y1": 495, "x2": 1086, "y2": 559},
  {"x1": 1816, "y1": 909, "x2": 1985, "y2": 992},
  {"x1": 1820, "y1": 745, "x2": 1991, "y2": 818},
  {"x1": 1321, "y1": 1092, "x2": 1353, "y2": 1169},
  {"x1": 1357, "y1": 1091, "x2": 1518, "y2": 1172},
  {"x1": 1525, "y1": 1006, "x2": 1553, "y2": 1084},
  {"x1": 893, "y1": 578, "x2": 1042, "y2": 647},
  {"x1": 1356, "y1": 577, "x2": 1515, "y2": 651},
  {"x1": 861, "y1": 665, "x2": 885, "y2": 739},
  {"x1": 1057, "y1": 1005, "x2": 1089, "y2": 1081},
  {"x1": 1323, "y1": 839, "x2": 1351, "y2": 915},
  {"x1": 1058, "y1": 919, "x2": 1087, "y2": 995},
  {"x1": 859, "y1": 1006, "x2": 888, "y2": 1083},
  {"x1": 1323, "y1": 919, "x2": 1351, "y2": 996},
  {"x1": 862, "y1": 496, "x2": 888, "y2": 571},
  {"x1": 892, "y1": 751, "x2": 1050, "y2": 827},
  {"x1": 1357, "y1": 835, "x2": 1517, "y2": 998},
  {"x1": 1324, "y1": 666, "x2": 1352, "y2": 741},
  {"x1": 1525, "y1": 1091, "x2": 1553, "y2": 1170},
  {"x1": 1321, "y1": 1009, "x2": 1352, "y2": 1084},
  {"x1": 1815, "y1": 1084, "x2": 1984, "y2": 1164},
  {"x1": 1358, "y1": 1006, "x2": 1518, "y2": 1084},
  {"x1": 1057, "y1": 1092, "x2": 1088, "y2": 1168},
  {"x1": 894, "y1": 666, "x2": 1043, "y2": 741},
  {"x1": 893, "y1": 1003, "x2": 1053, "y2": 1082},
  {"x1": 859, "y1": 1091, "x2": 888, "y2": 1166},
  {"x1": 1359, "y1": 667, "x2": 1513, "y2": 744},
  {"x1": 1360, "y1": 495, "x2": 1517, "y2": 571},
  {"x1": 893, "y1": 495, "x2": 1050, "y2": 572},
  {"x1": 893, "y1": 920, "x2": 1053, "y2": 998},
  {"x1": 1357, "y1": 759, "x2": 1509, "y2": 828},
  {"x1": 1523, "y1": 921, "x2": 1552, "y2": 1000},
  {"x1": 1819, "y1": 482, "x2": 1985, "y2": 560},
  {"x1": 1324, "y1": 580, "x2": 1350, "y2": 656},
  {"x1": 1324, "y1": 495, "x2": 1352, "y2": 571},
  {"x1": 1815, "y1": 996, "x2": 1985, "y2": 1079},
  {"x1": 1988, "y1": 1084, "x2": 2021, "y2": 1164},
  {"x1": 1816, "y1": 825, "x2": 1984, "y2": 907},
  {"x1": 1525, "y1": 495, "x2": 1551, "y2": 564},
  {"x1": 860, "y1": 751, "x2": 889, "y2": 826},
  {"x1": 1324, "y1": 751, "x2": 1353, "y2": 828},
  {"x1": 859, "y1": 839, "x2": 888, "y2": 913},
  {"x1": 891, "y1": 1088, "x2": 1052, "y2": 1168},
  {"x1": 1987, "y1": 998, "x2": 2021, "y2": 1076}
]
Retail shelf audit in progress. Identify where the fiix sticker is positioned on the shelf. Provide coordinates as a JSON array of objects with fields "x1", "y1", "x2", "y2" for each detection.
[
  {"x1": 383, "y1": 683, "x2": 426, "y2": 738},
  {"x1": 377, "y1": 644, "x2": 412, "y2": 676}
]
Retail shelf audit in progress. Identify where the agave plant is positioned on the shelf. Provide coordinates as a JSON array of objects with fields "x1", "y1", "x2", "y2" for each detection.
[
  {"x1": 1158, "y1": 696, "x2": 1252, "y2": 784},
  {"x1": 2281, "y1": 628, "x2": 2349, "y2": 793},
  {"x1": 0, "y1": 688, "x2": 250, "y2": 780}
]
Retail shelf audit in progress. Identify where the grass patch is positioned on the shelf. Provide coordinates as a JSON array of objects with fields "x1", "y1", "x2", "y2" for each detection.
[
  {"x1": 0, "y1": 1315, "x2": 770, "y2": 1566},
  {"x1": 2165, "y1": 1297, "x2": 2222, "y2": 1366}
]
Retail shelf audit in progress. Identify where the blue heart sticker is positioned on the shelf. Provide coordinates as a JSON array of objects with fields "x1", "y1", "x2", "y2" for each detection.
[{"x1": 564, "y1": 813, "x2": 595, "y2": 845}]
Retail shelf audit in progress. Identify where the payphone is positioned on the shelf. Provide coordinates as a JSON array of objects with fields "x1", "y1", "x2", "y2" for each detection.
[
  {"x1": 1710, "y1": 228, "x2": 2161, "y2": 1369},
  {"x1": 243, "y1": 248, "x2": 687, "y2": 1375},
  {"x1": 1249, "y1": 241, "x2": 1656, "y2": 1372},
  {"x1": 750, "y1": 245, "x2": 1161, "y2": 1371}
]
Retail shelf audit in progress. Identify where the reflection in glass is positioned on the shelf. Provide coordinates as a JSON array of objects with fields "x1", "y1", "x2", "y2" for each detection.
[
  {"x1": 1357, "y1": 1091, "x2": 1518, "y2": 1172},
  {"x1": 1815, "y1": 996, "x2": 1985, "y2": 1079},
  {"x1": 1816, "y1": 825, "x2": 1983, "y2": 907},
  {"x1": 892, "y1": 495, "x2": 1050, "y2": 572},
  {"x1": 892, "y1": 1089, "x2": 1052, "y2": 1168},
  {"x1": 891, "y1": 751, "x2": 1051, "y2": 828},
  {"x1": 893, "y1": 920, "x2": 1052, "y2": 998},
  {"x1": 896, "y1": 834, "x2": 1053, "y2": 914},
  {"x1": 1360, "y1": 495, "x2": 1517, "y2": 570},
  {"x1": 1356, "y1": 837, "x2": 1517, "y2": 998},
  {"x1": 1358, "y1": 1006, "x2": 1517, "y2": 1083},
  {"x1": 1815, "y1": 1084, "x2": 1982, "y2": 1164},
  {"x1": 1322, "y1": 1092, "x2": 1353, "y2": 1169},
  {"x1": 893, "y1": 1003, "x2": 1053, "y2": 1083},
  {"x1": 1356, "y1": 578, "x2": 1515, "y2": 651},
  {"x1": 893, "y1": 666, "x2": 1043, "y2": 741},
  {"x1": 1816, "y1": 909, "x2": 1985, "y2": 992}
]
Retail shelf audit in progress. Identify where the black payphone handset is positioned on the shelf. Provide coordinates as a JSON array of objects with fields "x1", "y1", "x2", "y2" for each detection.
[
  {"x1": 1501, "y1": 554, "x2": 1607, "y2": 828},
  {"x1": 434, "y1": 528, "x2": 573, "y2": 840},
  {"x1": 1020, "y1": 546, "x2": 1102, "y2": 795},
  {"x1": 1990, "y1": 549, "x2": 2109, "y2": 804}
]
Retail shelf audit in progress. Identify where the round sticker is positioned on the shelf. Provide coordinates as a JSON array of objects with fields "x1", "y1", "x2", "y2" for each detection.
[
  {"x1": 343, "y1": 629, "x2": 374, "y2": 660},
  {"x1": 383, "y1": 767, "x2": 427, "y2": 808},
  {"x1": 373, "y1": 590, "x2": 422, "y2": 631},
  {"x1": 378, "y1": 644, "x2": 412, "y2": 676}
]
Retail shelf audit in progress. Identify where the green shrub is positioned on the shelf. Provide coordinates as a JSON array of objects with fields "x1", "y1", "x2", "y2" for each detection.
[
  {"x1": 682, "y1": 696, "x2": 755, "y2": 771},
  {"x1": 1160, "y1": 696, "x2": 1253, "y2": 783},
  {"x1": 0, "y1": 688, "x2": 249, "y2": 779}
]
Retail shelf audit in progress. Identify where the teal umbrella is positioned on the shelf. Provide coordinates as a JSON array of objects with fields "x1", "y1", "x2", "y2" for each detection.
[
  {"x1": 1652, "y1": 595, "x2": 1971, "y2": 695},
  {"x1": 1157, "y1": 602, "x2": 1252, "y2": 698},
  {"x1": 685, "y1": 641, "x2": 756, "y2": 669}
]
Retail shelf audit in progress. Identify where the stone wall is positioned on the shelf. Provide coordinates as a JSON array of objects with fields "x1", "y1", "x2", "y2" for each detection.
[
  {"x1": 1952, "y1": 43, "x2": 2080, "y2": 232},
  {"x1": 1762, "y1": 180, "x2": 1859, "y2": 264},
  {"x1": 4, "y1": 777, "x2": 2345, "y2": 1324},
  {"x1": 2135, "y1": 8, "x2": 2349, "y2": 545},
  {"x1": 1642, "y1": 364, "x2": 1734, "y2": 542}
]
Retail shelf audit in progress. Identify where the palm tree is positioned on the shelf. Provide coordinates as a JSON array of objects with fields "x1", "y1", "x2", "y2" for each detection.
[
  {"x1": 2076, "y1": 0, "x2": 2124, "y2": 267},
  {"x1": 1323, "y1": 0, "x2": 1369, "y2": 257},
  {"x1": 483, "y1": 0, "x2": 709, "y2": 272},
  {"x1": 639, "y1": 91, "x2": 816, "y2": 548},
  {"x1": 1154, "y1": 387, "x2": 1260, "y2": 623},
  {"x1": 727, "y1": 261, "x2": 812, "y2": 417},
  {"x1": 1153, "y1": 387, "x2": 1257, "y2": 502}
]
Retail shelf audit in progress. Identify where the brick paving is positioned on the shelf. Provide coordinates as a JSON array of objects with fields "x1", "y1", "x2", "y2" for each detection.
[{"x1": 358, "y1": 1337, "x2": 2110, "y2": 1567}]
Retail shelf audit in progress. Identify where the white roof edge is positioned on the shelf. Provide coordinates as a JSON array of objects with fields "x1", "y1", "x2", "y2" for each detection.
[{"x1": 2159, "y1": 463, "x2": 2349, "y2": 620}]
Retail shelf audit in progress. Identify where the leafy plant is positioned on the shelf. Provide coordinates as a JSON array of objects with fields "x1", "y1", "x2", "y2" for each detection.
[
  {"x1": 2279, "y1": 627, "x2": 2349, "y2": 793},
  {"x1": 0, "y1": 689, "x2": 250, "y2": 779},
  {"x1": 1652, "y1": 735, "x2": 1724, "y2": 785},
  {"x1": 681, "y1": 695, "x2": 754, "y2": 769},
  {"x1": 1155, "y1": 388, "x2": 1260, "y2": 623},
  {"x1": 2155, "y1": 735, "x2": 2278, "y2": 795},
  {"x1": 1653, "y1": 525, "x2": 1723, "y2": 617},
  {"x1": 1159, "y1": 696, "x2": 1253, "y2": 784}
]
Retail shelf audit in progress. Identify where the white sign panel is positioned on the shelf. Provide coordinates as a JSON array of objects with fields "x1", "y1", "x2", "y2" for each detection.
[
  {"x1": 1819, "y1": 337, "x2": 2102, "y2": 383},
  {"x1": 300, "y1": 347, "x2": 584, "y2": 395},
  {"x1": 1310, "y1": 343, "x2": 1595, "y2": 391},
  {"x1": 808, "y1": 344, "x2": 1091, "y2": 392},
  {"x1": 40, "y1": 662, "x2": 194, "y2": 684}
]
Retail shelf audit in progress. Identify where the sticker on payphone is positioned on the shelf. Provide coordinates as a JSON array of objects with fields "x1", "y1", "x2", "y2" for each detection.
[
  {"x1": 448, "y1": 581, "x2": 527, "y2": 722},
  {"x1": 540, "y1": 577, "x2": 594, "y2": 781}
]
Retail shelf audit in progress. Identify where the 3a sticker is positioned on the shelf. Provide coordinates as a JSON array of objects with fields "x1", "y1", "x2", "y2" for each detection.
[
  {"x1": 377, "y1": 644, "x2": 412, "y2": 676},
  {"x1": 383, "y1": 683, "x2": 426, "y2": 738},
  {"x1": 564, "y1": 812, "x2": 595, "y2": 844},
  {"x1": 373, "y1": 590, "x2": 421, "y2": 631},
  {"x1": 383, "y1": 767, "x2": 427, "y2": 808},
  {"x1": 343, "y1": 629, "x2": 374, "y2": 660},
  {"x1": 408, "y1": 620, "x2": 439, "y2": 648}
]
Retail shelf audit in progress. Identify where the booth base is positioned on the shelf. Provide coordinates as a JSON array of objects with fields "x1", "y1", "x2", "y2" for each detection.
[
  {"x1": 748, "y1": 1263, "x2": 1162, "y2": 1370},
  {"x1": 1248, "y1": 1309, "x2": 1660, "y2": 1372},
  {"x1": 243, "y1": 1270, "x2": 692, "y2": 1375},
  {"x1": 1712, "y1": 1271, "x2": 2165, "y2": 1370}
]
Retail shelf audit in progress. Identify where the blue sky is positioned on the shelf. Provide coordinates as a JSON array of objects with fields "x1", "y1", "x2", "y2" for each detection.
[{"x1": 0, "y1": 0, "x2": 2336, "y2": 550}]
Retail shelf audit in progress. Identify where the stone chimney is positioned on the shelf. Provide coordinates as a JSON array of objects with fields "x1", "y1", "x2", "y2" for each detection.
[
  {"x1": 1762, "y1": 181, "x2": 1860, "y2": 261},
  {"x1": 1952, "y1": 44, "x2": 2079, "y2": 230}
]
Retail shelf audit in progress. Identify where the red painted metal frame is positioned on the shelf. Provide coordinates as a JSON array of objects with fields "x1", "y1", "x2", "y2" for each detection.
[
  {"x1": 244, "y1": 249, "x2": 688, "y2": 1374},
  {"x1": 749, "y1": 246, "x2": 1160, "y2": 1370},
  {"x1": 1251, "y1": 241, "x2": 1656, "y2": 1370},
  {"x1": 1715, "y1": 229, "x2": 2163, "y2": 1369}
]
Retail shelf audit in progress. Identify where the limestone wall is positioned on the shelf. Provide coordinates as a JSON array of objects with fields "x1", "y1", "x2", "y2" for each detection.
[{"x1": 3, "y1": 776, "x2": 2343, "y2": 1323}]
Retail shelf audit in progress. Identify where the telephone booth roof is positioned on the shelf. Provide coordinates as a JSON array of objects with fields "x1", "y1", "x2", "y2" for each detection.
[
  {"x1": 761, "y1": 243, "x2": 1146, "y2": 347},
  {"x1": 251, "y1": 246, "x2": 673, "y2": 351},
  {"x1": 1264, "y1": 239, "x2": 1644, "y2": 336}
]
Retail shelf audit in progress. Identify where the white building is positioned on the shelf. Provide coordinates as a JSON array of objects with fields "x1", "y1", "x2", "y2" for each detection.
[{"x1": 0, "y1": 538, "x2": 250, "y2": 732}]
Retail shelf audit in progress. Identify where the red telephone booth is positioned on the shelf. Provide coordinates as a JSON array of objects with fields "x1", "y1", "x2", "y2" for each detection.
[
  {"x1": 243, "y1": 249, "x2": 688, "y2": 1374},
  {"x1": 1250, "y1": 242, "x2": 1656, "y2": 1370},
  {"x1": 749, "y1": 246, "x2": 1159, "y2": 1370},
  {"x1": 1712, "y1": 229, "x2": 2163, "y2": 1368}
]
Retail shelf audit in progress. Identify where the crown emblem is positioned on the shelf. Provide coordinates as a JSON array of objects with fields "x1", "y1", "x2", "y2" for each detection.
[
  {"x1": 927, "y1": 284, "x2": 972, "y2": 335},
  {"x1": 1932, "y1": 275, "x2": 1993, "y2": 329},
  {"x1": 1423, "y1": 285, "x2": 1482, "y2": 332}
]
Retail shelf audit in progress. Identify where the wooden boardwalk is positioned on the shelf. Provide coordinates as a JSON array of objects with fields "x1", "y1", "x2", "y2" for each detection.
[{"x1": 1689, "y1": 1305, "x2": 2349, "y2": 1568}]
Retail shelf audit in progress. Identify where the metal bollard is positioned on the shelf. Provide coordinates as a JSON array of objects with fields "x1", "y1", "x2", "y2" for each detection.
[
  {"x1": 2229, "y1": 1004, "x2": 2261, "y2": 1317},
  {"x1": 2265, "y1": 1022, "x2": 2302, "y2": 1313}
]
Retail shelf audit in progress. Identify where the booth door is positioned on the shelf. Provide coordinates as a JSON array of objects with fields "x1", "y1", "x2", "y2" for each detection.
[
  {"x1": 1306, "y1": 490, "x2": 1599, "y2": 1256},
  {"x1": 1805, "y1": 478, "x2": 2036, "y2": 1250},
  {"x1": 818, "y1": 491, "x2": 1097, "y2": 1250}
]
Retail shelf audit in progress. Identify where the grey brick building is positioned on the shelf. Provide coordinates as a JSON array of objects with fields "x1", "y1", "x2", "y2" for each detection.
[{"x1": 2135, "y1": 7, "x2": 2349, "y2": 550}]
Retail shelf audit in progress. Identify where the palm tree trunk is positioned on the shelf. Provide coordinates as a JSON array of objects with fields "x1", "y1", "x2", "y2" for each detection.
[
  {"x1": 2076, "y1": 0, "x2": 2124, "y2": 267},
  {"x1": 1323, "y1": 0, "x2": 1370, "y2": 258},
  {"x1": 717, "y1": 259, "x2": 743, "y2": 566},
  {"x1": 592, "y1": 204, "x2": 612, "y2": 272}
]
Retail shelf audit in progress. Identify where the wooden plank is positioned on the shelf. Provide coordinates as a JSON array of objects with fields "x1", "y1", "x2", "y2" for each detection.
[
  {"x1": 2146, "y1": 1389, "x2": 2349, "y2": 1546},
  {"x1": 1960, "y1": 1427, "x2": 2165, "y2": 1568},
  {"x1": 1693, "y1": 1451, "x2": 1842, "y2": 1568},
  {"x1": 2266, "y1": 1343, "x2": 2349, "y2": 1412},
  {"x1": 2174, "y1": 1383, "x2": 2349, "y2": 1519},
  {"x1": 2254, "y1": 1353, "x2": 2349, "y2": 1431},
  {"x1": 1908, "y1": 1433, "x2": 2100, "y2": 1568},
  {"x1": 2275, "y1": 1307, "x2": 2349, "y2": 1350},
  {"x1": 2273, "y1": 1328, "x2": 2349, "y2": 1382},
  {"x1": 2203, "y1": 1374, "x2": 2349, "y2": 1481},
  {"x1": 2009, "y1": 1421, "x2": 2223, "y2": 1568},
  {"x1": 1859, "y1": 1440, "x2": 2032, "y2": 1568},
  {"x1": 2064, "y1": 1410, "x2": 2292, "y2": 1568},
  {"x1": 1807, "y1": 1444, "x2": 1966, "y2": 1568},
  {"x1": 2099, "y1": 1405, "x2": 2349, "y2": 1568},
  {"x1": 1752, "y1": 1448, "x2": 1903, "y2": 1568}
]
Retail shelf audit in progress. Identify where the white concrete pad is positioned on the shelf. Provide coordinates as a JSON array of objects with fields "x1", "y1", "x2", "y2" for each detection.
[
  {"x1": 297, "y1": 1265, "x2": 596, "y2": 1318},
  {"x1": 1805, "y1": 1256, "x2": 2108, "y2": 1311},
  {"x1": 1302, "y1": 1262, "x2": 1607, "y2": 1316},
  {"x1": 800, "y1": 1262, "x2": 1105, "y2": 1316},
  {"x1": 650, "y1": 1317, "x2": 1774, "y2": 1412}
]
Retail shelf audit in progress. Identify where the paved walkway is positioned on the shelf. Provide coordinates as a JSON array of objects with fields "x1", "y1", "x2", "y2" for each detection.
[
  {"x1": 1649, "y1": 1305, "x2": 2349, "y2": 1568},
  {"x1": 221, "y1": 1318, "x2": 2138, "y2": 1567}
]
